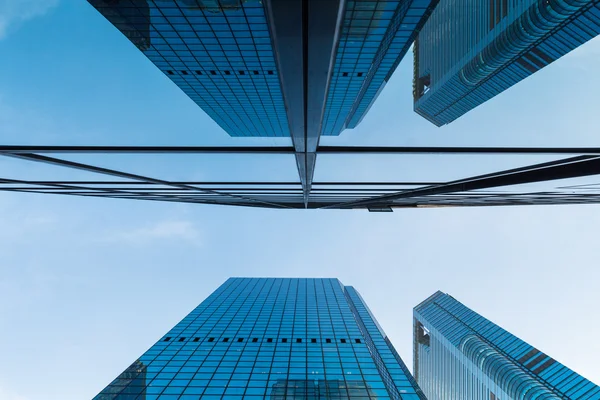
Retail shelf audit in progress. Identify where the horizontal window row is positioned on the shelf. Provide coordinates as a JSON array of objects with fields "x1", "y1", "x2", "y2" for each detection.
[
  {"x1": 342, "y1": 72, "x2": 365, "y2": 77},
  {"x1": 165, "y1": 69, "x2": 365, "y2": 78},
  {"x1": 163, "y1": 337, "x2": 363, "y2": 344},
  {"x1": 166, "y1": 69, "x2": 273, "y2": 76}
]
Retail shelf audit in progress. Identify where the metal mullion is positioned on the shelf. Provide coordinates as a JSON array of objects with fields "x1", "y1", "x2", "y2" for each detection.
[
  {"x1": 320, "y1": 155, "x2": 600, "y2": 209},
  {"x1": 4, "y1": 153, "x2": 291, "y2": 209}
]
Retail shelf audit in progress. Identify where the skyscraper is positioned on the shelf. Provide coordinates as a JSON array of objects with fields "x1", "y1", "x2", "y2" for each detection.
[
  {"x1": 87, "y1": 0, "x2": 439, "y2": 200},
  {"x1": 413, "y1": 0, "x2": 600, "y2": 126},
  {"x1": 94, "y1": 278, "x2": 425, "y2": 399},
  {"x1": 413, "y1": 291, "x2": 600, "y2": 400}
]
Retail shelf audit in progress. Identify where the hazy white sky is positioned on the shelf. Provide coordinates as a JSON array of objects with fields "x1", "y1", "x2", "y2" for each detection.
[{"x1": 0, "y1": 2, "x2": 599, "y2": 400}]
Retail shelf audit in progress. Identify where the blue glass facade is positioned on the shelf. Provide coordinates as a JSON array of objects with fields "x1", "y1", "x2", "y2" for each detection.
[
  {"x1": 94, "y1": 278, "x2": 425, "y2": 399},
  {"x1": 413, "y1": 291, "x2": 600, "y2": 400},
  {"x1": 321, "y1": 0, "x2": 439, "y2": 136},
  {"x1": 88, "y1": 0, "x2": 438, "y2": 137},
  {"x1": 413, "y1": 0, "x2": 600, "y2": 126},
  {"x1": 88, "y1": 0, "x2": 289, "y2": 137}
]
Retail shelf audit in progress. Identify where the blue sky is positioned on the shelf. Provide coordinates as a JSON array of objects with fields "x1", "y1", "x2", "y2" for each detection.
[{"x1": 1, "y1": 1, "x2": 600, "y2": 399}]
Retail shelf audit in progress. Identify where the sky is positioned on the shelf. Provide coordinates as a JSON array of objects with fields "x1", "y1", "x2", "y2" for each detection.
[{"x1": 1, "y1": 1, "x2": 600, "y2": 399}]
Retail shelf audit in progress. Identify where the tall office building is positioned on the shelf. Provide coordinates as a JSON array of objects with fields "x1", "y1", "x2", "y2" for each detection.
[
  {"x1": 94, "y1": 278, "x2": 425, "y2": 399},
  {"x1": 88, "y1": 0, "x2": 439, "y2": 200},
  {"x1": 413, "y1": 0, "x2": 600, "y2": 126},
  {"x1": 413, "y1": 291, "x2": 600, "y2": 400}
]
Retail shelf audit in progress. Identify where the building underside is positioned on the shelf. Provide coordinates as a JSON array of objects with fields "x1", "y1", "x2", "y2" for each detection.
[{"x1": 4, "y1": 145, "x2": 600, "y2": 210}]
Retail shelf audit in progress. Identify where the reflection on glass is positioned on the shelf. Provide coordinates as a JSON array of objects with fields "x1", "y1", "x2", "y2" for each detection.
[
  {"x1": 88, "y1": 0, "x2": 151, "y2": 50},
  {"x1": 414, "y1": 291, "x2": 600, "y2": 400},
  {"x1": 269, "y1": 379, "x2": 376, "y2": 399},
  {"x1": 89, "y1": 0, "x2": 290, "y2": 138},
  {"x1": 92, "y1": 279, "x2": 425, "y2": 399},
  {"x1": 94, "y1": 359, "x2": 147, "y2": 400}
]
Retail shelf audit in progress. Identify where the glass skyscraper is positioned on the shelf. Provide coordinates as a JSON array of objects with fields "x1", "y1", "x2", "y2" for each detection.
[
  {"x1": 413, "y1": 0, "x2": 600, "y2": 126},
  {"x1": 94, "y1": 278, "x2": 425, "y2": 399},
  {"x1": 413, "y1": 291, "x2": 600, "y2": 400},
  {"x1": 87, "y1": 0, "x2": 439, "y2": 198}
]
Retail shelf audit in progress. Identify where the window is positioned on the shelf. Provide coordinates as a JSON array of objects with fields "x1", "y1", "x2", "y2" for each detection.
[
  {"x1": 355, "y1": 339, "x2": 362, "y2": 344},
  {"x1": 326, "y1": 339, "x2": 332, "y2": 343},
  {"x1": 296, "y1": 338, "x2": 302, "y2": 343},
  {"x1": 416, "y1": 322, "x2": 430, "y2": 347},
  {"x1": 208, "y1": 337, "x2": 215, "y2": 342},
  {"x1": 532, "y1": 358, "x2": 556, "y2": 374},
  {"x1": 164, "y1": 337, "x2": 172, "y2": 342}
]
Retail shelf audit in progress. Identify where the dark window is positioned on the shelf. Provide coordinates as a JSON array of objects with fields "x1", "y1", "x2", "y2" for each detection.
[
  {"x1": 342, "y1": 72, "x2": 349, "y2": 77},
  {"x1": 523, "y1": 53, "x2": 545, "y2": 69},
  {"x1": 237, "y1": 338, "x2": 244, "y2": 342},
  {"x1": 282, "y1": 338, "x2": 288, "y2": 343},
  {"x1": 296, "y1": 338, "x2": 302, "y2": 343},
  {"x1": 195, "y1": 70, "x2": 203, "y2": 75},
  {"x1": 166, "y1": 70, "x2": 174, "y2": 75},
  {"x1": 533, "y1": 358, "x2": 556, "y2": 374},
  {"x1": 326, "y1": 338, "x2": 332, "y2": 343},
  {"x1": 181, "y1": 70, "x2": 188, "y2": 75},
  {"x1": 223, "y1": 338, "x2": 229, "y2": 342},
  {"x1": 355, "y1": 339, "x2": 362, "y2": 344},
  {"x1": 524, "y1": 353, "x2": 546, "y2": 368},
  {"x1": 357, "y1": 72, "x2": 363, "y2": 77},
  {"x1": 518, "y1": 348, "x2": 540, "y2": 364},
  {"x1": 252, "y1": 338, "x2": 258, "y2": 343},
  {"x1": 178, "y1": 337, "x2": 186, "y2": 342},
  {"x1": 164, "y1": 337, "x2": 172, "y2": 342},
  {"x1": 239, "y1": 70, "x2": 245, "y2": 75},
  {"x1": 210, "y1": 70, "x2": 217, "y2": 75},
  {"x1": 415, "y1": 74, "x2": 431, "y2": 99},
  {"x1": 516, "y1": 58, "x2": 538, "y2": 73},
  {"x1": 193, "y1": 337, "x2": 200, "y2": 342},
  {"x1": 253, "y1": 70, "x2": 259, "y2": 75},
  {"x1": 340, "y1": 339, "x2": 347, "y2": 344},
  {"x1": 267, "y1": 70, "x2": 273, "y2": 75},
  {"x1": 416, "y1": 322, "x2": 431, "y2": 346},
  {"x1": 224, "y1": 70, "x2": 231, "y2": 75},
  {"x1": 311, "y1": 338, "x2": 317, "y2": 343},
  {"x1": 531, "y1": 47, "x2": 554, "y2": 64},
  {"x1": 267, "y1": 338, "x2": 273, "y2": 343},
  {"x1": 208, "y1": 337, "x2": 215, "y2": 342}
]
